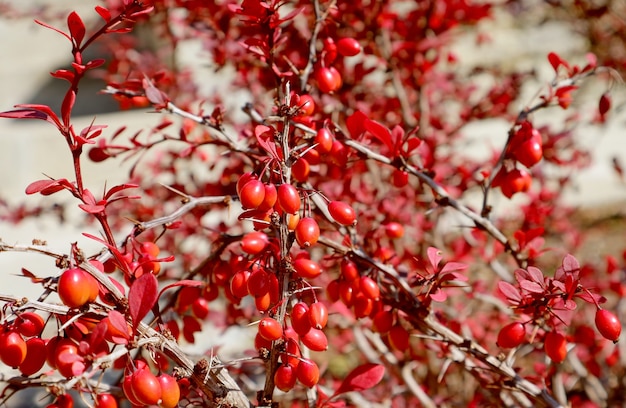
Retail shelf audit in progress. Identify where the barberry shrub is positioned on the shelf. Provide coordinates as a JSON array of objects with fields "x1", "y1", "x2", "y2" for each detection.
[{"x1": 0, "y1": 0, "x2": 624, "y2": 407}]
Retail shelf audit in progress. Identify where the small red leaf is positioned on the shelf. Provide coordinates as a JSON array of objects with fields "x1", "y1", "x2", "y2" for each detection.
[
  {"x1": 599, "y1": 93, "x2": 611, "y2": 117},
  {"x1": 440, "y1": 262, "x2": 468, "y2": 274},
  {"x1": 78, "y1": 203, "x2": 106, "y2": 214},
  {"x1": 346, "y1": 110, "x2": 368, "y2": 137},
  {"x1": 50, "y1": 69, "x2": 75, "y2": 83},
  {"x1": 520, "y1": 280, "x2": 544, "y2": 294},
  {"x1": 333, "y1": 363, "x2": 385, "y2": 396},
  {"x1": 427, "y1": 247, "x2": 443, "y2": 270},
  {"x1": 94, "y1": 6, "x2": 112, "y2": 22},
  {"x1": 498, "y1": 281, "x2": 521, "y2": 303},
  {"x1": 104, "y1": 183, "x2": 139, "y2": 200},
  {"x1": 364, "y1": 119, "x2": 393, "y2": 152},
  {"x1": 128, "y1": 273, "x2": 159, "y2": 332},
  {"x1": 25, "y1": 179, "x2": 60, "y2": 195},
  {"x1": 158, "y1": 280, "x2": 204, "y2": 300},
  {"x1": 562, "y1": 254, "x2": 580, "y2": 275},
  {"x1": 35, "y1": 19, "x2": 71, "y2": 41},
  {"x1": 527, "y1": 267, "x2": 544, "y2": 284},
  {"x1": 0, "y1": 105, "x2": 63, "y2": 129},
  {"x1": 108, "y1": 310, "x2": 131, "y2": 341},
  {"x1": 67, "y1": 11, "x2": 86, "y2": 47}
]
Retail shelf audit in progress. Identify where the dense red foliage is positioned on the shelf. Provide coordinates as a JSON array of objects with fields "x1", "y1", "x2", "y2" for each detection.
[{"x1": 0, "y1": 0, "x2": 624, "y2": 407}]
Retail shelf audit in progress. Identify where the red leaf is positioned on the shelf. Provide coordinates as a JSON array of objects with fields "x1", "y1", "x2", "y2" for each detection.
[
  {"x1": 34, "y1": 19, "x2": 71, "y2": 41},
  {"x1": 128, "y1": 273, "x2": 159, "y2": 332},
  {"x1": 527, "y1": 266, "x2": 544, "y2": 284},
  {"x1": 158, "y1": 279, "x2": 204, "y2": 300},
  {"x1": 520, "y1": 280, "x2": 544, "y2": 294},
  {"x1": 0, "y1": 105, "x2": 62, "y2": 129},
  {"x1": 78, "y1": 203, "x2": 106, "y2": 214},
  {"x1": 108, "y1": 310, "x2": 131, "y2": 341},
  {"x1": 440, "y1": 262, "x2": 468, "y2": 274},
  {"x1": 364, "y1": 119, "x2": 393, "y2": 152},
  {"x1": 94, "y1": 6, "x2": 111, "y2": 22},
  {"x1": 498, "y1": 281, "x2": 521, "y2": 303},
  {"x1": 143, "y1": 77, "x2": 169, "y2": 108},
  {"x1": 430, "y1": 288, "x2": 448, "y2": 302},
  {"x1": 25, "y1": 179, "x2": 60, "y2": 195},
  {"x1": 333, "y1": 363, "x2": 385, "y2": 396},
  {"x1": 427, "y1": 247, "x2": 442, "y2": 270},
  {"x1": 50, "y1": 69, "x2": 75, "y2": 83},
  {"x1": 599, "y1": 93, "x2": 611, "y2": 116},
  {"x1": 346, "y1": 110, "x2": 368, "y2": 137},
  {"x1": 562, "y1": 254, "x2": 580, "y2": 275},
  {"x1": 547, "y1": 52, "x2": 567, "y2": 72},
  {"x1": 105, "y1": 183, "x2": 139, "y2": 200},
  {"x1": 67, "y1": 11, "x2": 86, "y2": 47}
]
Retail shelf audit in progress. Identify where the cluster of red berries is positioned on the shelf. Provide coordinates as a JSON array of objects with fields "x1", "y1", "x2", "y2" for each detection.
[
  {"x1": 254, "y1": 302, "x2": 329, "y2": 390},
  {"x1": 122, "y1": 360, "x2": 181, "y2": 407},
  {"x1": 493, "y1": 121, "x2": 543, "y2": 198},
  {"x1": 497, "y1": 308, "x2": 621, "y2": 363},
  {"x1": 314, "y1": 37, "x2": 361, "y2": 94},
  {"x1": 327, "y1": 259, "x2": 383, "y2": 319}
]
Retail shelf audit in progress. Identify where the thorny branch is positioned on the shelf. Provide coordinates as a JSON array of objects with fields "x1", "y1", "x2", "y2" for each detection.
[{"x1": 317, "y1": 236, "x2": 563, "y2": 408}]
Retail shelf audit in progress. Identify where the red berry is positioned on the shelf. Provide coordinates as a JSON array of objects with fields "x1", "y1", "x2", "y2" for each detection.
[
  {"x1": 322, "y1": 37, "x2": 337, "y2": 65},
  {"x1": 257, "y1": 183, "x2": 278, "y2": 211},
  {"x1": 19, "y1": 337, "x2": 46, "y2": 375},
  {"x1": 544, "y1": 331, "x2": 568, "y2": 363},
  {"x1": 16, "y1": 311, "x2": 45, "y2": 337},
  {"x1": 95, "y1": 394, "x2": 118, "y2": 408},
  {"x1": 241, "y1": 231, "x2": 268, "y2": 255},
  {"x1": 301, "y1": 328, "x2": 328, "y2": 351},
  {"x1": 123, "y1": 373, "x2": 143, "y2": 405},
  {"x1": 315, "y1": 66, "x2": 342, "y2": 93},
  {"x1": 336, "y1": 37, "x2": 361, "y2": 56},
  {"x1": 291, "y1": 302, "x2": 312, "y2": 335},
  {"x1": 58, "y1": 268, "x2": 98, "y2": 308},
  {"x1": 275, "y1": 364, "x2": 297, "y2": 392},
  {"x1": 191, "y1": 297, "x2": 210, "y2": 320},
  {"x1": 293, "y1": 258, "x2": 322, "y2": 279},
  {"x1": 389, "y1": 324, "x2": 410, "y2": 351},
  {"x1": 230, "y1": 270, "x2": 251, "y2": 299},
  {"x1": 295, "y1": 217, "x2": 320, "y2": 247},
  {"x1": 595, "y1": 309, "x2": 621, "y2": 342},
  {"x1": 296, "y1": 358, "x2": 320, "y2": 387},
  {"x1": 0, "y1": 331, "x2": 27, "y2": 367},
  {"x1": 372, "y1": 310, "x2": 394, "y2": 333},
  {"x1": 141, "y1": 241, "x2": 160, "y2": 258},
  {"x1": 292, "y1": 158, "x2": 310, "y2": 182},
  {"x1": 258, "y1": 317, "x2": 283, "y2": 341},
  {"x1": 392, "y1": 169, "x2": 409, "y2": 187},
  {"x1": 353, "y1": 294, "x2": 375, "y2": 318},
  {"x1": 359, "y1": 276, "x2": 380, "y2": 299},
  {"x1": 315, "y1": 128, "x2": 333, "y2": 153},
  {"x1": 328, "y1": 201, "x2": 356, "y2": 225},
  {"x1": 277, "y1": 184, "x2": 300, "y2": 214},
  {"x1": 384, "y1": 222, "x2": 405, "y2": 239},
  {"x1": 340, "y1": 259, "x2": 359, "y2": 281},
  {"x1": 500, "y1": 168, "x2": 532, "y2": 198},
  {"x1": 131, "y1": 367, "x2": 162, "y2": 405},
  {"x1": 247, "y1": 268, "x2": 270, "y2": 297},
  {"x1": 511, "y1": 126, "x2": 543, "y2": 168},
  {"x1": 158, "y1": 373, "x2": 181, "y2": 408},
  {"x1": 497, "y1": 322, "x2": 526, "y2": 348},
  {"x1": 236, "y1": 172, "x2": 256, "y2": 196},
  {"x1": 294, "y1": 94, "x2": 315, "y2": 117},
  {"x1": 308, "y1": 302, "x2": 328, "y2": 329},
  {"x1": 239, "y1": 179, "x2": 266, "y2": 209}
]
